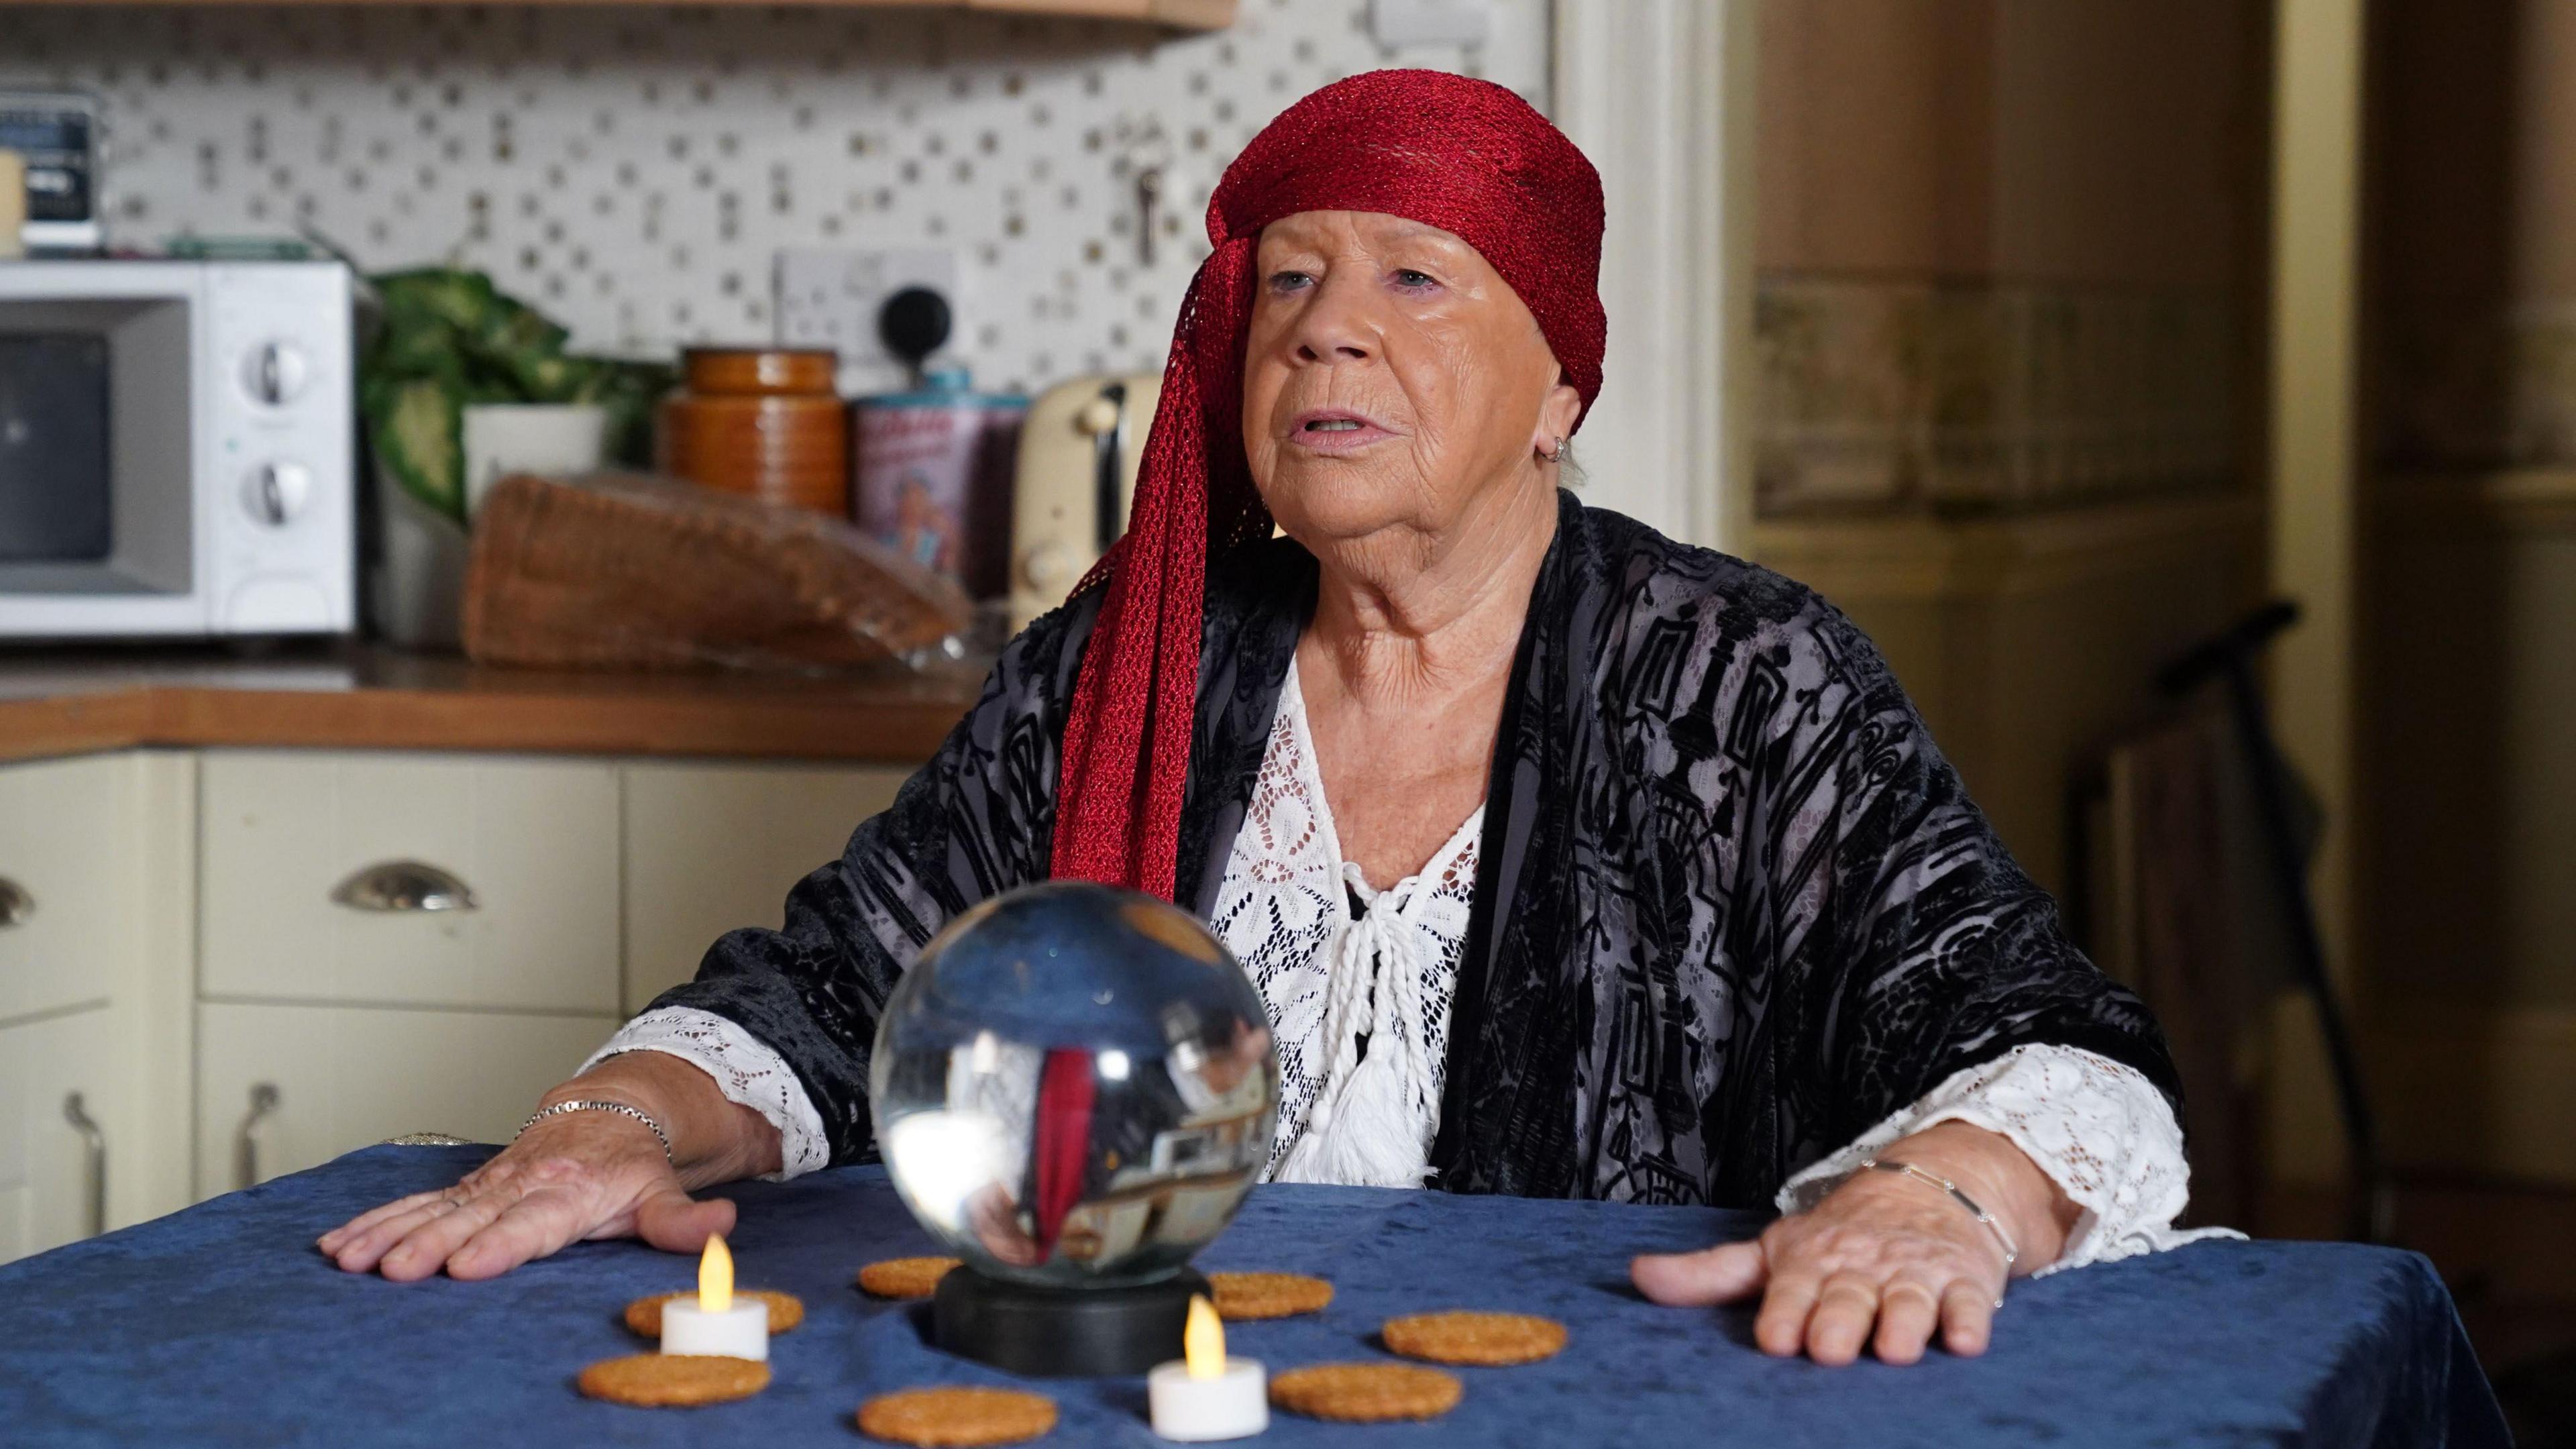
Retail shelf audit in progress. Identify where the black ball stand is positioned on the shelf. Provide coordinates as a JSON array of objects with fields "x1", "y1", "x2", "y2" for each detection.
[{"x1": 931, "y1": 1265, "x2": 1210, "y2": 1378}]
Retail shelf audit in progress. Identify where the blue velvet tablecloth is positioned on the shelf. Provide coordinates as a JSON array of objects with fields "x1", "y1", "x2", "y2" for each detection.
[{"x1": 0, "y1": 1145, "x2": 2506, "y2": 1448}]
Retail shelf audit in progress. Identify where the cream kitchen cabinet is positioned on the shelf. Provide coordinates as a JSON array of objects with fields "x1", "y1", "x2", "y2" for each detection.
[
  {"x1": 199, "y1": 752, "x2": 623, "y2": 1014},
  {"x1": 195, "y1": 1002, "x2": 619, "y2": 1197},
  {"x1": 191, "y1": 750, "x2": 629, "y2": 1196},
  {"x1": 0, "y1": 751, "x2": 194, "y2": 1266},
  {"x1": 186, "y1": 752, "x2": 912, "y2": 1197},
  {"x1": 0, "y1": 741, "x2": 919, "y2": 1240},
  {"x1": 0, "y1": 1006, "x2": 117, "y2": 1263},
  {"x1": 0, "y1": 753, "x2": 148, "y2": 1026},
  {"x1": 621, "y1": 761, "x2": 909, "y2": 1012}
]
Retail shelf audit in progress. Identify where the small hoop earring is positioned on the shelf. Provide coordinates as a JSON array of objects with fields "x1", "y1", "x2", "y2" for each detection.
[{"x1": 1543, "y1": 435, "x2": 1568, "y2": 463}]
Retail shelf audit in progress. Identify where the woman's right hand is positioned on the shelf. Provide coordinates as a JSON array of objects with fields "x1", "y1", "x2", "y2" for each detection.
[{"x1": 315, "y1": 1053, "x2": 782, "y2": 1282}]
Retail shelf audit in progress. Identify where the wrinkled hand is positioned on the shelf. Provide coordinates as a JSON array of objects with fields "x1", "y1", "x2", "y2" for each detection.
[
  {"x1": 317, "y1": 1055, "x2": 779, "y2": 1282},
  {"x1": 1630, "y1": 1122, "x2": 2074, "y2": 1366}
]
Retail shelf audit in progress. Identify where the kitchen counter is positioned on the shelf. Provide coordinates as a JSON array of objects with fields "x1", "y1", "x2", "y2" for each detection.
[{"x1": 0, "y1": 644, "x2": 983, "y2": 765}]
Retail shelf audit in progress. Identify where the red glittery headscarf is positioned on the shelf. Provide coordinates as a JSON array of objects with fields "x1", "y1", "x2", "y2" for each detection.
[{"x1": 1048, "y1": 69, "x2": 1609, "y2": 900}]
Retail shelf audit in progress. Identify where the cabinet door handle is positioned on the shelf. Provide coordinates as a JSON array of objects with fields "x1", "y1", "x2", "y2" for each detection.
[
  {"x1": 331, "y1": 861, "x2": 478, "y2": 914},
  {"x1": 0, "y1": 875, "x2": 31, "y2": 928},
  {"x1": 236, "y1": 1083, "x2": 280, "y2": 1191},
  {"x1": 62, "y1": 1092, "x2": 105, "y2": 1240}
]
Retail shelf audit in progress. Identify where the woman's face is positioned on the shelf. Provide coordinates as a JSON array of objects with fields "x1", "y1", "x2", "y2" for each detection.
[{"x1": 1242, "y1": 209, "x2": 1580, "y2": 551}]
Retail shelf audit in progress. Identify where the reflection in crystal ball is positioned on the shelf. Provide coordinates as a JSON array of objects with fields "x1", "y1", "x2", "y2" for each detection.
[{"x1": 869, "y1": 882, "x2": 1281, "y2": 1288}]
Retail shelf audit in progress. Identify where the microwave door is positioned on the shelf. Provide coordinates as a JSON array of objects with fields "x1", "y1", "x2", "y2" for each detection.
[
  {"x1": 0, "y1": 333, "x2": 114, "y2": 568},
  {"x1": 0, "y1": 278, "x2": 212, "y2": 635}
]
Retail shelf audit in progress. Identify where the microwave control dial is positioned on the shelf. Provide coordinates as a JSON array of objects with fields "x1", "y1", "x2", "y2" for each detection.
[
  {"x1": 243, "y1": 341, "x2": 312, "y2": 407},
  {"x1": 246, "y1": 461, "x2": 314, "y2": 527}
]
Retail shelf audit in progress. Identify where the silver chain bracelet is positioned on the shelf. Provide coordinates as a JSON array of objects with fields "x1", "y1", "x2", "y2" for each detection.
[
  {"x1": 518, "y1": 1099, "x2": 674, "y2": 1165},
  {"x1": 1862, "y1": 1157, "x2": 2018, "y2": 1307}
]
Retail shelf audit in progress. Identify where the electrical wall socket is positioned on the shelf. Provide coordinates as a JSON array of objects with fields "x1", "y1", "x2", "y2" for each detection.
[
  {"x1": 1369, "y1": 0, "x2": 1489, "y2": 48},
  {"x1": 774, "y1": 246, "x2": 960, "y2": 395}
]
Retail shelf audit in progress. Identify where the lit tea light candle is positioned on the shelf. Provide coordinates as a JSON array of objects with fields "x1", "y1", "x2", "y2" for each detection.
[
  {"x1": 659, "y1": 1233, "x2": 768, "y2": 1362},
  {"x1": 1148, "y1": 1295, "x2": 1265, "y2": 1441}
]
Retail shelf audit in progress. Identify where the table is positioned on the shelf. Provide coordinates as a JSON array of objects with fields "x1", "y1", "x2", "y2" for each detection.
[{"x1": 0, "y1": 1145, "x2": 2506, "y2": 1448}]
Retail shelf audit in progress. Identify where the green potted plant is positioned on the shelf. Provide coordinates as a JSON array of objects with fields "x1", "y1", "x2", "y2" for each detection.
[{"x1": 359, "y1": 269, "x2": 672, "y2": 648}]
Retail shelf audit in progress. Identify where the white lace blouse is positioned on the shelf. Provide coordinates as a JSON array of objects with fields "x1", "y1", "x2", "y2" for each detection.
[{"x1": 592, "y1": 660, "x2": 2237, "y2": 1274}]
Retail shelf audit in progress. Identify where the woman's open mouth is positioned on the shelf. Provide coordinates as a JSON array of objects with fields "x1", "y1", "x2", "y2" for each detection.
[{"x1": 1285, "y1": 408, "x2": 1399, "y2": 453}]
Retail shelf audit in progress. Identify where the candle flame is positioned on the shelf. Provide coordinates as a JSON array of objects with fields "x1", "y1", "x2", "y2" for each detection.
[
  {"x1": 699, "y1": 1232, "x2": 734, "y2": 1314},
  {"x1": 1183, "y1": 1294, "x2": 1224, "y2": 1379}
]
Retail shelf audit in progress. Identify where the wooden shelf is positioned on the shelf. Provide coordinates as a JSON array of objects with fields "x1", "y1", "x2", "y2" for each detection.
[{"x1": 4, "y1": 0, "x2": 1234, "y2": 21}]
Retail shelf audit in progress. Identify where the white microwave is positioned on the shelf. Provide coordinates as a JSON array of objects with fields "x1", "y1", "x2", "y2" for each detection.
[{"x1": 0, "y1": 260, "x2": 355, "y2": 639}]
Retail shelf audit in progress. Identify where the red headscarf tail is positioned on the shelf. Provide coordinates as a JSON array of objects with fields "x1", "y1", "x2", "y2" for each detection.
[
  {"x1": 1049, "y1": 70, "x2": 1607, "y2": 898},
  {"x1": 1051, "y1": 237, "x2": 1261, "y2": 896}
]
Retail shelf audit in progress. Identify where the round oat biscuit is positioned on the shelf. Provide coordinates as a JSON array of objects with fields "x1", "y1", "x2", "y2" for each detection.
[
  {"x1": 857, "y1": 1256, "x2": 962, "y2": 1299},
  {"x1": 1268, "y1": 1362, "x2": 1462, "y2": 1423},
  {"x1": 576, "y1": 1352, "x2": 771, "y2": 1407},
  {"x1": 856, "y1": 1385, "x2": 1059, "y2": 1446},
  {"x1": 1208, "y1": 1271, "x2": 1334, "y2": 1321},
  {"x1": 1381, "y1": 1310, "x2": 1568, "y2": 1366},
  {"x1": 623, "y1": 1288, "x2": 806, "y2": 1338}
]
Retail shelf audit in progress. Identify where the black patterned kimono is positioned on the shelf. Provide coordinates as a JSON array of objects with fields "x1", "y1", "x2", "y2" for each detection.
[{"x1": 654, "y1": 492, "x2": 2180, "y2": 1208}]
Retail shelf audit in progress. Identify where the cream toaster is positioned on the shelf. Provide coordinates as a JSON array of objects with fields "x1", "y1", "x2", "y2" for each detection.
[{"x1": 1007, "y1": 372, "x2": 1164, "y2": 631}]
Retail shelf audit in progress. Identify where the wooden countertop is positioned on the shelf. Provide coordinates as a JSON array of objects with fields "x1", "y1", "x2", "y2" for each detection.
[{"x1": 0, "y1": 645, "x2": 982, "y2": 766}]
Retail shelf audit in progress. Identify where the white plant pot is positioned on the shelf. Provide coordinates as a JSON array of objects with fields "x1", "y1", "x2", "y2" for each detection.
[
  {"x1": 369, "y1": 402, "x2": 610, "y2": 651},
  {"x1": 370, "y1": 464, "x2": 473, "y2": 651},
  {"x1": 462, "y1": 402, "x2": 610, "y2": 519}
]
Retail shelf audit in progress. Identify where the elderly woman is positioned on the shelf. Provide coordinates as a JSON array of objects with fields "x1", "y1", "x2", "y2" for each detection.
[{"x1": 321, "y1": 71, "x2": 2224, "y2": 1366}]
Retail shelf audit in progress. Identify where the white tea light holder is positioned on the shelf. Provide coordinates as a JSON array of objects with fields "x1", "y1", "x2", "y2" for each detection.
[{"x1": 659, "y1": 1234, "x2": 769, "y2": 1362}]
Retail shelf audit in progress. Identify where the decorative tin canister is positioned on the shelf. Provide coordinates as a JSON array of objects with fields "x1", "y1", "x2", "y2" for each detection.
[{"x1": 851, "y1": 367, "x2": 1028, "y2": 601}]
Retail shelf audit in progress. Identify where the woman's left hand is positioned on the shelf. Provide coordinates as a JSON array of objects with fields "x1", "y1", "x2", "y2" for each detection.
[{"x1": 1629, "y1": 1121, "x2": 2076, "y2": 1366}]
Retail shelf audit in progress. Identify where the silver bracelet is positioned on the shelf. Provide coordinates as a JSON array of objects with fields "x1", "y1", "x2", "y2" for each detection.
[
  {"x1": 1862, "y1": 1157, "x2": 2018, "y2": 1306},
  {"x1": 519, "y1": 1099, "x2": 673, "y2": 1164}
]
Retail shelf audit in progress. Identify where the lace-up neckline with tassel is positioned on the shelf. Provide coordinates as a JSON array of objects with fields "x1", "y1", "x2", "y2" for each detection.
[{"x1": 1208, "y1": 657, "x2": 1483, "y2": 1187}]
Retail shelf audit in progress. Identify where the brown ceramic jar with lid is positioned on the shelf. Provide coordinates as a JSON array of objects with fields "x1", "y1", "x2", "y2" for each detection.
[{"x1": 655, "y1": 346, "x2": 848, "y2": 515}]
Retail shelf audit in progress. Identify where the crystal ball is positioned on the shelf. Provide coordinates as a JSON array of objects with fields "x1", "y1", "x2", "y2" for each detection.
[{"x1": 869, "y1": 881, "x2": 1281, "y2": 1288}]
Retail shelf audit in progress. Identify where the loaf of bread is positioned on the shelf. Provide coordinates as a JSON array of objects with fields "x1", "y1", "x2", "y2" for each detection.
[{"x1": 462, "y1": 471, "x2": 973, "y2": 670}]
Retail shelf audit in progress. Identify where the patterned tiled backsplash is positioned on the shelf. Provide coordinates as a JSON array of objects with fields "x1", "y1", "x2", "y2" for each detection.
[
  {"x1": 0, "y1": 2, "x2": 1548, "y2": 393},
  {"x1": 2380, "y1": 305, "x2": 2576, "y2": 470},
  {"x1": 1755, "y1": 276, "x2": 2244, "y2": 516}
]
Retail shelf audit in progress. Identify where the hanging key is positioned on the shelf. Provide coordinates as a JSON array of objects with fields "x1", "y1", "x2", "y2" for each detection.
[{"x1": 1136, "y1": 164, "x2": 1164, "y2": 269}]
